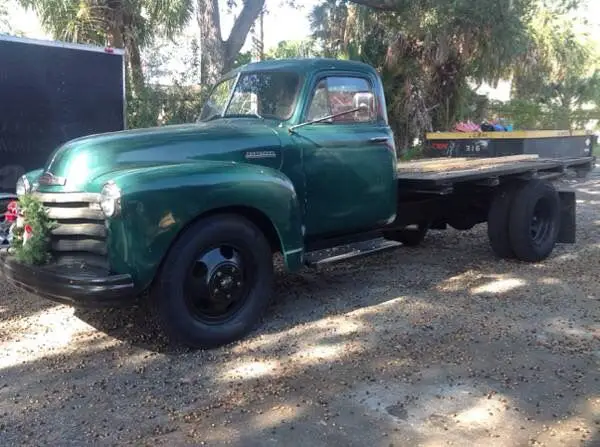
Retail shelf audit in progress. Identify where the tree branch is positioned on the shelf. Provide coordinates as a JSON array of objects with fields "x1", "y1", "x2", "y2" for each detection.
[{"x1": 225, "y1": 0, "x2": 265, "y2": 61}]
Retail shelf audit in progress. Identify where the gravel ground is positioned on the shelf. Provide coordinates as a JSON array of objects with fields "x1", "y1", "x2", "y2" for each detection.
[{"x1": 0, "y1": 169, "x2": 599, "y2": 446}]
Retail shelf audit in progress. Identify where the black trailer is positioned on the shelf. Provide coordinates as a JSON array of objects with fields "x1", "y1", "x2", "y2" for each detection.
[{"x1": 0, "y1": 34, "x2": 126, "y2": 194}]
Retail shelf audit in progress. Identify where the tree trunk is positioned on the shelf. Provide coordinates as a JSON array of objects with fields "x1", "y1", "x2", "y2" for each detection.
[
  {"x1": 126, "y1": 35, "x2": 145, "y2": 98},
  {"x1": 104, "y1": 7, "x2": 147, "y2": 97},
  {"x1": 197, "y1": 0, "x2": 266, "y2": 85},
  {"x1": 197, "y1": 0, "x2": 226, "y2": 85}
]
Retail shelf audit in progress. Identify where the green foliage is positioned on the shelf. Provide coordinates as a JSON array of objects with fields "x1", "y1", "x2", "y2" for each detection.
[
  {"x1": 308, "y1": 0, "x2": 536, "y2": 152},
  {"x1": 19, "y1": 0, "x2": 193, "y2": 47},
  {"x1": 11, "y1": 195, "x2": 57, "y2": 266},
  {"x1": 127, "y1": 84, "x2": 210, "y2": 129},
  {"x1": 509, "y1": 2, "x2": 600, "y2": 130},
  {"x1": 398, "y1": 144, "x2": 424, "y2": 161},
  {"x1": 18, "y1": 0, "x2": 194, "y2": 96},
  {"x1": 265, "y1": 39, "x2": 320, "y2": 59},
  {"x1": 307, "y1": 0, "x2": 600, "y2": 150}
]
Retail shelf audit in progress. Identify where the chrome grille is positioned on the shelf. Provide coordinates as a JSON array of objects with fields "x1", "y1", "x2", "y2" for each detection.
[{"x1": 33, "y1": 192, "x2": 108, "y2": 268}]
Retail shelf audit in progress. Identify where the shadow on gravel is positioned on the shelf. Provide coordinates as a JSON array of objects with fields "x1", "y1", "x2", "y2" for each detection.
[
  {"x1": 71, "y1": 303, "x2": 176, "y2": 354},
  {"x1": 0, "y1": 230, "x2": 595, "y2": 445},
  {"x1": 68, "y1": 239, "x2": 500, "y2": 354}
]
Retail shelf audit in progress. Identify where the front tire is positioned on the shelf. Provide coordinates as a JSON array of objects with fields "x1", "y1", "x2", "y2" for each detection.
[{"x1": 153, "y1": 214, "x2": 274, "y2": 349}]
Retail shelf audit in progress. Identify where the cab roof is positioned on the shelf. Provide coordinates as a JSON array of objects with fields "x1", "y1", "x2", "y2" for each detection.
[{"x1": 223, "y1": 58, "x2": 379, "y2": 78}]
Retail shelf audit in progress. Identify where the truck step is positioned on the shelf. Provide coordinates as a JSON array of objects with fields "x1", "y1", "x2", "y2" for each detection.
[{"x1": 304, "y1": 238, "x2": 402, "y2": 268}]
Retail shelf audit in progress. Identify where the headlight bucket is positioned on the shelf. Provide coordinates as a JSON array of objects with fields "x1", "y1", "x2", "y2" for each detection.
[
  {"x1": 100, "y1": 181, "x2": 122, "y2": 218},
  {"x1": 16, "y1": 175, "x2": 31, "y2": 196}
]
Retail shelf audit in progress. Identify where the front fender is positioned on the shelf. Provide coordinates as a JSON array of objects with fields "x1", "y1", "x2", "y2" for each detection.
[{"x1": 90, "y1": 161, "x2": 304, "y2": 289}]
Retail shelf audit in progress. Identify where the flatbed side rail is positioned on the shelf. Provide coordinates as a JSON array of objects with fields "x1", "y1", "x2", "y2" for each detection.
[{"x1": 396, "y1": 155, "x2": 596, "y2": 195}]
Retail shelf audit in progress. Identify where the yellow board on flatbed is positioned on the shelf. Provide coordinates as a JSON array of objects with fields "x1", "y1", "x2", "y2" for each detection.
[{"x1": 425, "y1": 130, "x2": 590, "y2": 140}]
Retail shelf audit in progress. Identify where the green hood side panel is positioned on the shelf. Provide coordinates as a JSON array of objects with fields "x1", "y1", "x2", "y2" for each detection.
[
  {"x1": 90, "y1": 161, "x2": 304, "y2": 289},
  {"x1": 40, "y1": 120, "x2": 283, "y2": 192}
]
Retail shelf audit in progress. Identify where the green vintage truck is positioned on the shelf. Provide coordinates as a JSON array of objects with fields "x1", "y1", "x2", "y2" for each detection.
[{"x1": 0, "y1": 58, "x2": 595, "y2": 348}]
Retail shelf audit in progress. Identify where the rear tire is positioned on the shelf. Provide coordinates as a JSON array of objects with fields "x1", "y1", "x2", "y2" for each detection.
[
  {"x1": 508, "y1": 180, "x2": 560, "y2": 262},
  {"x1": 487, "y1": 183, "x2": 519, "y2": 259},
  {"x1": 153, "y1": 214, "x2": 274, "y2": 349}
]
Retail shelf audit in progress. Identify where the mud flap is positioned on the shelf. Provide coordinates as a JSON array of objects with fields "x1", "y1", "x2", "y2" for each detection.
[{"x1": 557, "y1": 190, "x2": 576, "y2": 243}]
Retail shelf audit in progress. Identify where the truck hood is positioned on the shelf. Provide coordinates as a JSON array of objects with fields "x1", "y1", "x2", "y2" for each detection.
[{"x1": 39, "y1": 119, "x2": 283, "y2": 192}]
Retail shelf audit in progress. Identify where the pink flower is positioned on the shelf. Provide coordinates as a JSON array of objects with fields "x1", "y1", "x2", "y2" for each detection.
[{"x1": 4, "y1": 201, "x2": 19, "y2": 222}]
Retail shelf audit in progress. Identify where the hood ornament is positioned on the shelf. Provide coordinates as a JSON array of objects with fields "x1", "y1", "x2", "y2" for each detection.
[{"x1": 38, "y1": 171, "x2": 67, "y2": 186}]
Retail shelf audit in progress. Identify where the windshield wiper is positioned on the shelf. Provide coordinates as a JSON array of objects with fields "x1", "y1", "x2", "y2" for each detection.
[{"x1": 288, "y1": 105, "x2": 367, "y2": 133}]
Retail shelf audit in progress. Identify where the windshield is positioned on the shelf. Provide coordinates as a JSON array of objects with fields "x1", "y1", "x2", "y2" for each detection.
[{"x1": 199, "y1": 71, "x2": 300, "y2": 121}]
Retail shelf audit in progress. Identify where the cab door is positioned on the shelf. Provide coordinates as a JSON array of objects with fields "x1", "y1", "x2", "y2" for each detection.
[{"x1": 290, "y1": 73, "x2": 397, "y2": 237}]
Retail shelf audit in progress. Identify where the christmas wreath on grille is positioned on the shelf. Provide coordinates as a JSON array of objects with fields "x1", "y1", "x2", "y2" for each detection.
[{"x1": 4, "y1": 194, "x2": 57, "y2": 266}]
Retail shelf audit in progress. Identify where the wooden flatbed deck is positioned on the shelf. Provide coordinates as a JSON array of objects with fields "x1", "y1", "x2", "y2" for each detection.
[{"x1": 396, "y1": 154, "x2": 596, "y2": 193}]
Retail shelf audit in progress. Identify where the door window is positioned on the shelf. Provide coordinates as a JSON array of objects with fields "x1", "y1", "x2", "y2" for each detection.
[{"x1": 306, "y1": 76, "x2": 376, "y2": 123}]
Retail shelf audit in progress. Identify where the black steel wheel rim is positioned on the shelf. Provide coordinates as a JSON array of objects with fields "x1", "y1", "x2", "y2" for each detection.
[
  {"x1": 183, "y1": 243, "x2": 254, "y2": 324},
  {"x1": 530, "y1": 198, "x2": 553, "y2": 246}
]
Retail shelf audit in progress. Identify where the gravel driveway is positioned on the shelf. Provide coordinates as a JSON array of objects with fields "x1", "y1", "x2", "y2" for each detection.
[{"x1": 1, "y1": 169, "x2": 599, "y2": 446}]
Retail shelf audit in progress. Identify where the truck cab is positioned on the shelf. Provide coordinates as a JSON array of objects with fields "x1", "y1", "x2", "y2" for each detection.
[{"x1": 198, "y1": 59, "x2": 398, "y2": 239}]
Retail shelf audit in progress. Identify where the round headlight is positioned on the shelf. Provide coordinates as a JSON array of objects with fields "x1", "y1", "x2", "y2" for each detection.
[
  {"x1": 16, "y1": 175, "x2": 30, "y2": 196},
  {"x1": 100, "y1": 181, "x2": 121, "y2": 218}
]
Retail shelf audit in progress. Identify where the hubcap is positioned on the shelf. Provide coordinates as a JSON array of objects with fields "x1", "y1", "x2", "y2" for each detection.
[{"x1": 184, "y1": 245, "x2": 251, "y2": 323}]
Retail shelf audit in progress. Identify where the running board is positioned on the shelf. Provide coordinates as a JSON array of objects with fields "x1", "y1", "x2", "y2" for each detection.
[{"x1": 304, "y1": 239, "x2": 402, "y2": 268}]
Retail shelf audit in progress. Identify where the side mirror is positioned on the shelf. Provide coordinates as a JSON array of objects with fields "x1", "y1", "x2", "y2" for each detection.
[{"x1": 353, "y1": 92, "x2": 375, "y2": 121}]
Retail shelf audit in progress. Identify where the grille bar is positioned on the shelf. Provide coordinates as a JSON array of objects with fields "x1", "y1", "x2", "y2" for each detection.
[
  {"x1": 34, "y1": 192, "x2": 101, "y2": 203},
  {"x1": 52, "y1": 223, "x2": 106, "y2": 238},
  {"x1": 46, "y1": 207, "x2": 104, "y2": 220},
  {"x1": 32, "y1": 192, "x2": 108, "y2": 263},
  {"x1": 52, "y1": 239, "x2": 107, "y2": 255}
]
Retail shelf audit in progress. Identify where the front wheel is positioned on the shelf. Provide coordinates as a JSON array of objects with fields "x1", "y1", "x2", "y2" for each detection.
[{"x1": 153, "y1": 214, "x2": 274, "y2": 349}]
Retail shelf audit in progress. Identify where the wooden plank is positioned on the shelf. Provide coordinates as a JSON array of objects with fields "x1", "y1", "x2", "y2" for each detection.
[
  {"x1": 396, "y1": 160, "x2": 565, "y2": 185},
  {"x1": 396, "y1": 155, "x2": 539, "y2": 173}
]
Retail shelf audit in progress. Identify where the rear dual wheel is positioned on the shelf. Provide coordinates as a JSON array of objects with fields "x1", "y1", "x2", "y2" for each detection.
[{"x1": 487, "y1": 179, "x2": 560, "y2": 262}]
